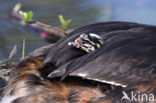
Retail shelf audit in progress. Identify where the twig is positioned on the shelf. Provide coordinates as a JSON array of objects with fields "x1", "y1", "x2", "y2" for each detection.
[
  {"x1": 35, "y1": 21, "x2": 68, "y2": 35},
  {"x1": 10, "y1": 3, "x2": 68, "y2": 41},
  {"x1": 8, "y1": 45, "x2": 17, "y2": 60},
  {"x1": 13, "y1": 3, "x2": 21, "y2": 12}
]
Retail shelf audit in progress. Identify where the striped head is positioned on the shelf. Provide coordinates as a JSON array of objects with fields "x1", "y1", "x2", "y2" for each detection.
[{"x1": 68, "y1": 33, "x2": 103, "y2": 52}]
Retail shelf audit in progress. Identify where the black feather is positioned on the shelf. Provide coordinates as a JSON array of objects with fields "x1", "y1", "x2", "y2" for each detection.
[
  {"x1": 42, "y1": 21, "x2": 146, "y2": 66},
  {"x1": 45, "y1": 21, "x2": 156, "y2": 86}
]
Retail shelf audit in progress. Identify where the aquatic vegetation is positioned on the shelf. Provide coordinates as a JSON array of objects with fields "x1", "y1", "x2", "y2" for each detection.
[
  {"x1": 21, "y1": 38, "x2": 25, "y2": 60},
  {"x1": 19, "y1": 11, "x2": 34, "y2": 25},
  {"x1": 58, "y1": 15, "x2": 72, "y2": 30},
  {"x1": 19, "y1": 10, "x2": 72, "y2": 31}
]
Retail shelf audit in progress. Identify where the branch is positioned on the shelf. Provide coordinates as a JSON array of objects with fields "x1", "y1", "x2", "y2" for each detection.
[{"x1": 10, "y1": 3, "x2": 69, "y2": 41}]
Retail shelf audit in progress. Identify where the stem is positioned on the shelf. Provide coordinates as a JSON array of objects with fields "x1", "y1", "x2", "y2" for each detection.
[
  {"x1": 22, "y1": 38, "x2": 25, "y2": 59},
  {"x1": 35, "y1": 21, "x2": 68, "y2": 35}
]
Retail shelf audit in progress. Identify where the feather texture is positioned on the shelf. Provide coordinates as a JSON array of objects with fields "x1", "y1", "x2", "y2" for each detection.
[{"x1": 46, "y1": 22, "x2": 156, "y2": 87}]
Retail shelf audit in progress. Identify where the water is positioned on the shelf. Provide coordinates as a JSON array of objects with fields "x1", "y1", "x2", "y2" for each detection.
[{"x1": 0, "y1": 0, "x2": 156, "y2": 60}]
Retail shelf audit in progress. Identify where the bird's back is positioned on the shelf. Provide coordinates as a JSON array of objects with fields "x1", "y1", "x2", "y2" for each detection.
[{"x1": 1, "y1": 21, "x2": 156, "y2": 103}]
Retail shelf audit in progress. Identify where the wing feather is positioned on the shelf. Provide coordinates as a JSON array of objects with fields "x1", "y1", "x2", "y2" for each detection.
[
  {"x1": 43, "y1": 21, "x2": 146, "y2": 66},
  {"x1": 46, "y1": 22, "x2": 156, "y2": 87}
]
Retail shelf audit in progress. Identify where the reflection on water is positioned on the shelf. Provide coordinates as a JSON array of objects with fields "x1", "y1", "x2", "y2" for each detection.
[{"x1": 0, "y1": 0, "x2": 156, "y2": 59}]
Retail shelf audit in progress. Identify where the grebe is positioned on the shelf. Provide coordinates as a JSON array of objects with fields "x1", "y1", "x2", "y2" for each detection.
[{"x1": 1, "y1": 22, "x2": 156, "y2": 103}]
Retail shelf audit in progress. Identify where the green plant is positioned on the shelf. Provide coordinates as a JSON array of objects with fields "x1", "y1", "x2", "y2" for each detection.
[
  {"x1": 19, "y1": 10, "x2": 34, "y2": 25},
  {"x1": 58, "y1": 15, "x2": 72, "y2": 31},
  {"x1": 21, "y1": 38, "x2": 25, "y2": 59}
]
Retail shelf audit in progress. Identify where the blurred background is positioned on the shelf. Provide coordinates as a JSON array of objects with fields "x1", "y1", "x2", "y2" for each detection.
[{"x1": 0, "y1": 0, "x2": 156, "y2": 60}]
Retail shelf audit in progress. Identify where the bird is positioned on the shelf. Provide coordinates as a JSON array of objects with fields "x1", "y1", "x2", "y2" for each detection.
[
  {"x1": 43, "y1": 21, "x2": 156, "y2": 86},
  {"x1": 1, "y1": 21, "x2": 156, "y2": 103}
]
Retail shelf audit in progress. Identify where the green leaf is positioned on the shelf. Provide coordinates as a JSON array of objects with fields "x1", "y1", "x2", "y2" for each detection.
[
  {"x1": 21, "y1": 20, "x2": 26, "y2": 25},
  {"x1": 19, "y1": 11, "x2": 27, "y2": 20},
  {"x1": 58, "y1": 15, "x2": 72, "y2": 30},
  {"x1": 66, "y1": 19, "x2": 72, "y2": 26},
  {"x1": 27, "y1": 11, "x2": 33, "y2": 22},
  {"x1": 67, "y1": 19, "x2": 72, "y2": 24},
  {"x1": 59, "y1": 15, "x2": 65, "y2": 24},
  {"x1": 19, "y1": 10, "x2": 34, "y2": 25},
  {"x1": 23, "y1": 12, "x2": 27, "y2": 20},
  {"x1": 19, "y1": 11, "x2": 24, "y2": 18}
]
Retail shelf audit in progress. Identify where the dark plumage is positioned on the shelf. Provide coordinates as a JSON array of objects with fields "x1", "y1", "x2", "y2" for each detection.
[
  {"x1": 1, "y1": 22, "x2": 156, "y2": 103},
  {"x1": 45, "y1": 22, "x2": 156, "y2": 87}
]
